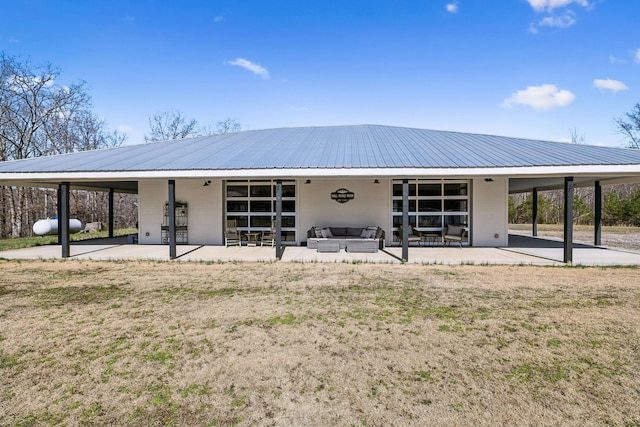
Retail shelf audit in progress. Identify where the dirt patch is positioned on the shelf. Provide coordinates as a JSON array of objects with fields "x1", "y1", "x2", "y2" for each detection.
[{"x1": 1, "y1": 260, "x2": 639, "y2": 426}]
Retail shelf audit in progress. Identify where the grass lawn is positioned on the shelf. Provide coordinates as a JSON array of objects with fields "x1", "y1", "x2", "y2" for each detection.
[
  {"x1": 1, "y1": 260, "x2": 639, "y2": 426},
  {"x1": 0, "y1": 229, "x2": 138, "y2": 252}
]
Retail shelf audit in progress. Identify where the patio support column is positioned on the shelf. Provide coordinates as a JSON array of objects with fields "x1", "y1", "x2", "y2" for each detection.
[
  {"x1": 594, "y1": 181, "x2": 602, "y2": 246},
  {"x1": 532, "y1": 188, "x2": 538, "y2": 237},
  {"x1": 168, "y1": 180, "x2": 176, "y2": 260},
  {"x1": 57, "y1": 187, "x2": 62, "y2": 245},
  {"x1": 59, "y1": 182, "x2": 70, "y2": 258},
  {"x1": 402, "y1": 179, "x2": 409, "y2": 262},
  {"x1": 108, "y1": 188, "x2": 115, "y2": 238},
  {"x1": 564, "y1": 177, "x2": 574, "y2": 264},
  {"x1": 275, "y1": 179, "x2": 282, "y2": 260}
]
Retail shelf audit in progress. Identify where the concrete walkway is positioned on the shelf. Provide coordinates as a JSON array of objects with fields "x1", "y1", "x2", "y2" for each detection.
[{"x1": 2, "y1": 235, "x2": 640, "y2": 265}]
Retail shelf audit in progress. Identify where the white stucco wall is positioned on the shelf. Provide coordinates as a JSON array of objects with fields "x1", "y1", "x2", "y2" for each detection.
[
  {"x1": 138, "y1": 179, "x2": 223, "y2": 245},
  {"x1": 471, "y1": 177, "x2": 508, "y2": 246},
  {"x1": 298, "y1": 178, "x2": 391, "y2": 243},
  {"x1": 136, "y1": 177, "x2": 507, "y2": 247}
]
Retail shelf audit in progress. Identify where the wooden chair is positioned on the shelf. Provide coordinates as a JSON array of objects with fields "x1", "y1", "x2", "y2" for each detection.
[
  {"x1": 225, "y1": 220, "x2": 241, "y2": 247},
  {"x1": 443, "y1": 225, "x2": 466, "y2": 248},
  {"x1": 261, "y1": 220, "x2": 277, "y2": 247},
  {"x1": 398, "y1": 225, "x2": 421, "y2": 246}
]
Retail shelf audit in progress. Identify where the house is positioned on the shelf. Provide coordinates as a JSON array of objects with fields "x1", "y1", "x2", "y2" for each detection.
[{"x1": 2, "y1": 124, "x2": 640, "y2": 262}]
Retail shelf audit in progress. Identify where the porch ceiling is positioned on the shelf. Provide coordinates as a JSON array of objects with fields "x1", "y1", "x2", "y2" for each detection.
[
  {"x1": 509, "y1": 175, "x2": 640, "y2": 193},
  {"x1": 0, "y1": 180, "x2": 138, "y2": 193}
]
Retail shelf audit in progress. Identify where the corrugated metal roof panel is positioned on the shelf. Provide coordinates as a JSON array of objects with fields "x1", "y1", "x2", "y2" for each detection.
[{"x1": 2, "y1": 125, "x2": 640, "y2": 173}]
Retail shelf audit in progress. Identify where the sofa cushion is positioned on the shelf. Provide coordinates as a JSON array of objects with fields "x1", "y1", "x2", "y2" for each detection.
[
  {"x1": 360, "y1": 228, "x2": 376, "y2": 238},
  {"x1": 321, "y1": 227, "x2": 333, "y2": 238},
  {"x1": 330, "y1": 227, "x2": 346, "y2": 236},
  {"x1": 313, "y1": 227, "x2": 323, "y2": 238},
  {"x1": 347, "y1": 227, "x2": 363, "y2": 236}
]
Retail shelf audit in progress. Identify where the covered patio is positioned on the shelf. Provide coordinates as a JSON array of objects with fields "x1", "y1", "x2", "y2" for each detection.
[
  {"x1": 2, "y1": 125, "x2": 640, "y2": 265},
  {"x1": 2, "y1": 234, "x2": 640, "y2": 265}
]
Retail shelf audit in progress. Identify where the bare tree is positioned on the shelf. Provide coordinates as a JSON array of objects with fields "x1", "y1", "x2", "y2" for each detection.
[
  {"x1": 615, "y1": 103, "x2": 640, "y2": 149},
  {"x1": 203, "y1": 116, "x2": 242, "y2": 136},
  {"x1": 0, "y1": 53, "x2": 126, "y2": 237},
  {"x1": 41, "y1": 110, "x2": 126, "y2": 155},
  {"x1": 0, "y1": 53, "x2": 91, "y2": 162},
  {"x1": 145, "y1": 110, "x2": 199, "y2": 142},
  {"x1": 569, "y1": 127, "x2": 585, "y2": 145}
]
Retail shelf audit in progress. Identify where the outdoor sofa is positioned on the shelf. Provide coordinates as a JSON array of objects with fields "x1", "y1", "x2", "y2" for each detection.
[{"x1": 307, "y1": 226, "x2": 385, "y2": 251}]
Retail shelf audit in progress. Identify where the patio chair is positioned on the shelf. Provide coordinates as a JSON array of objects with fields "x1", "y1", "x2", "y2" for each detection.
[
  {"x1": 398, "y1": 225, "x2": 421, "y2": 246},
  {"x1": 443, "y1": 225, "x2": 466, "y2": 248},
  {"x1": 261, "y1": 220, "x2": 277, "y2": 247},
  {"x1": 225, "y1": 220, "x2": 241, "y2": 247}
]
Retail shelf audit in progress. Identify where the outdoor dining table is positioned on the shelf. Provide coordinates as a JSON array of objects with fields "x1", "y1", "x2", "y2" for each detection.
[
  {"x1": 421, "y1": 233, "x2": 441, "y2": 246},
  {"x1": 244, "y1": 232, "x2": 261, "y2": 247}
]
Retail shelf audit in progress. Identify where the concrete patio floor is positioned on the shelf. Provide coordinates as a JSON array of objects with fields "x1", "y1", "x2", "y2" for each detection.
[{"x1": 2, "y1": 235, "x2": 640, "y2": 265}]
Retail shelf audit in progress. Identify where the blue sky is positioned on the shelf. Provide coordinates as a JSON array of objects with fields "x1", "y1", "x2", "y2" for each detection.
[{"x1": 1, "y1": 0, "x2": 639, "y2": 147}]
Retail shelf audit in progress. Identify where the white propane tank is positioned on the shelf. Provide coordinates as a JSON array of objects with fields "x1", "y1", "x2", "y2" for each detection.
[{"x1": 33, "y1": 218, "x2": 82, "y2": 236}]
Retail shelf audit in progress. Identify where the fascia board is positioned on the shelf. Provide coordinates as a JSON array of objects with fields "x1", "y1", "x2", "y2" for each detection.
[{"x1": 2, "y1": 165, "x2": 640, "y2": 182}]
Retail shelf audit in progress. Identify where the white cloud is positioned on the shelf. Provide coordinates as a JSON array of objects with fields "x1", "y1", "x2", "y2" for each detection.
[
  {"x1": 538, "y1": 13, "x2": 576, "y2": 28},
  {"x1": 527, "y1": 0, "x2": 589, "y2": 12},
  {"x1": 214, "y1": 16, "x2": 224, "y2": 23},
  {"x1": 502, "y1": 84, "x2": 576, "y2": 110},
  {"x1": 446, "y1": 2, "x2": 459, "y2": 13},
  {"x1": 227, "y1": 58, "x2": 270, "y2": 79},
  {"x1": 593, "y1": 78, "x2": 629, "y2": 92},
  {"x1": 635, "y1": 48, "x2": 640, "y2": 64},
  {"x1": 8, "y1": 37, "x2": 19, "y2": 43},
  {"x1": 117, "y1": 125, "x2": 133, "y2": 134},
  {"x1": 609, "y1": 55, "x2": 625, "y2": 64},
  {"x1": 527, "y1": 0, "x2": 589, "y2": 32}
]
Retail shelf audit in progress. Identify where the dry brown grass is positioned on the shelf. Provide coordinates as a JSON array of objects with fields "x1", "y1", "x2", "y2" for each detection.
[{"x1": 1, "y1": 260, "x2": 639, "y2": 426}]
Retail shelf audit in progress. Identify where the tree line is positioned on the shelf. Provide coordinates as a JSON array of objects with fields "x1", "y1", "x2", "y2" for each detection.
[{"x1": 509, "y1": 183, "x2": 640, "y2": 227}]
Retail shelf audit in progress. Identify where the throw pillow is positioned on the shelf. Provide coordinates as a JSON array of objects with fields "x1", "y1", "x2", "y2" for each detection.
[
  {"x1": 375, "y1": 228, "x2": 384, "y2": 239},
  {"x1": 360, "y1": 229, "x2": 370, "y2": 238},
  {"x1": 314, "y1": 227, "x2": 323, "y2": 238},
  {"x1": 321, "y1": 227, "x2": 333, "y2": 238}
]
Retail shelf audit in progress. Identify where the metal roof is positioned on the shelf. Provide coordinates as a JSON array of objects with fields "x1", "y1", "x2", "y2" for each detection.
[{"x1": 2, "y1": 124, "x2": 640, "y2": 173}]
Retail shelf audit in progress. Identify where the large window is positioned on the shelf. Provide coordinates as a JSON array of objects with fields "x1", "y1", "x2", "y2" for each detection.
[
  {"x1": 392, "y1": 179, "x2": 469, "y2": 243},
  {"x1": 225, "y1": 180, "x2": 297, "y2": 243}
]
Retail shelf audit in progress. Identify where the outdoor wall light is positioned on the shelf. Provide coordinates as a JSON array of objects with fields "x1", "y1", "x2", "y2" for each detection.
[
  {"x1": 374, "y1": 179, "x2": 380, "y2": 184},
  {"x1": 305, "y1": 179, "x2": 311, "y2": 184},
  {"x1": 484, "y1": 178, "x2": 494, "y2": 182},
  {"x1": 203, "y1": 180, "x2": 211, "y2": 187}
]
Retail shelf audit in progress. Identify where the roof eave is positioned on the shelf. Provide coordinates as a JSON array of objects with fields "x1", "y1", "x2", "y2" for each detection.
[{"x1": 2, "y1": 164, "x2": 640, "y2": 182}]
